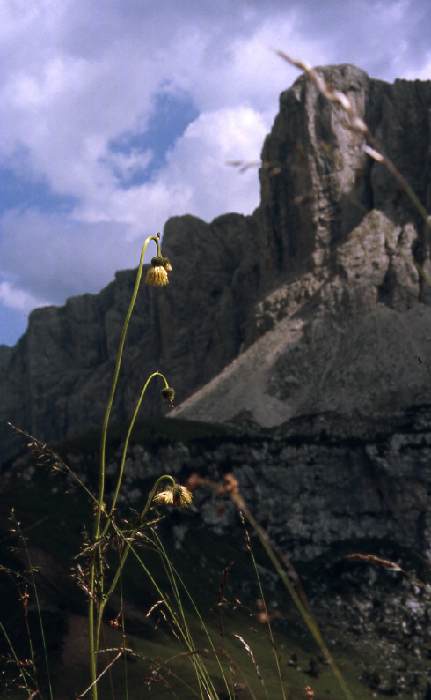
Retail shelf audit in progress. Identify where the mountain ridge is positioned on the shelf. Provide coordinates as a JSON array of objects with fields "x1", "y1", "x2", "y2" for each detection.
[{"x1": 2, "y1": 63, "x2": 431, "y2": 463}]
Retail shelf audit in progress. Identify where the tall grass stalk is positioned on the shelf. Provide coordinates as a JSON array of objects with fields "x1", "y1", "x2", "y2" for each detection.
[
  {"x1": 230, "y1": 490, "x2": 354, "y2": 700},
  {"x1": 114, "y1": 524, "x2": 222, "y2": 700},
  {"x1": 11, "y1": 511, "x2": 54, "y2": 700},
  {"x1": 149, "y1": 527, "x2": 234, "y2": 700},
  {"x1": 0, "y1": 621, "x2": 34, "y2": 696},
  {"x1": 239, "y1": 510, "x2": 288, "y2": 700}
]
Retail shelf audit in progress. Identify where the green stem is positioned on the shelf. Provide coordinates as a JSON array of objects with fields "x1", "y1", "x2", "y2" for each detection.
[
  {"x1": 96, "y1": 475, "x2": 176, "y2": 644},
  {"x1": 88, "y1": 233, "x2": 160, "y2": 700},
  {"x1": 96, "y1": 234, "x2": 161, "y2": 539},
  {"x1": 95, "y1": 371, "x2": 171, "y2": 651},
  {"x1": 103, "y1": 371, "x2": 170, "y2": 535}
]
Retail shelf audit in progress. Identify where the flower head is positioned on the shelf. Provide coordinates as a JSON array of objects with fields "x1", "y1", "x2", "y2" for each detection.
[
  {"x1": 146, "y1": 256, "x2": 169, "y2": 287},
  {"x1": 161, "y1": 386, "x2": 175, "y2": 407},
  {"x1": 153, "y1": 484, "x2": 193, "y2": 508}
]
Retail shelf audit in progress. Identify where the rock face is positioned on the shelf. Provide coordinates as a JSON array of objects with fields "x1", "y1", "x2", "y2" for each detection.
[
  {"x1": 2, "y1": 64, "x2": 431, "y2": 461},
  {"x1": 0, "y1": 213, "x2": 259, "y2": 463},
  {"x1": 173, "y1": 65, "x2": 431, "y2": 424}
]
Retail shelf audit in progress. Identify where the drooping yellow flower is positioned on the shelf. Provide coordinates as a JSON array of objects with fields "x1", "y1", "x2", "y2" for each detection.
[
  {"x1": 153, "y1": 484, "x2": 193, "y2": 508},
  {"x1": 146, "y1": 256, "x2": 169, "y2": 287}
]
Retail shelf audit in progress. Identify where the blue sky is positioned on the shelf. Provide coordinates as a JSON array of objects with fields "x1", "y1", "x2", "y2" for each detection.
[{"x1": 0, "y1": 0, "x2": 430, "y2": 346}]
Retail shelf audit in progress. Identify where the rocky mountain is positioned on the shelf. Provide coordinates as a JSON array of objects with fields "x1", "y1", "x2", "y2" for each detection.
[
  {"x1": 172, "y1": 64, "x2": 431, "y2": 425},
  {"x1": 2, "y1": 64, "x2": 431, "y2": 460},
  {"x1": 2, "y1": 64, "x2": 431, "y2": 466}
]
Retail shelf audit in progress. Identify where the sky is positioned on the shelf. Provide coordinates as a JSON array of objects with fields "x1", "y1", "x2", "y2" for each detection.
[{"x1": 0, "y1": 0, "x2": 430, "y2": 346}]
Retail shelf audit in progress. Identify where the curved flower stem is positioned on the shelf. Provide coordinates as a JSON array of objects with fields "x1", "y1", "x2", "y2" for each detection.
[
  {"x1": 102, "y1": 370, "x2": 171, "y2": 539},
  {"x1": 95, "y1": 370, "x2": 172, "y2": 653},
  {"x1": 88, "y1": 233, "x2": 160, "y2": 700},
  {"x1": 95, "y1": 474, "x2": 176, "y2": 646},
  {"x1": 96, "y1": 234, "x2": 161, "y2": 540}
]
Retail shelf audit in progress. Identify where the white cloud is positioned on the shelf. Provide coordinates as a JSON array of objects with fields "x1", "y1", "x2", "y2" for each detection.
[
  {"x1": 0, "y1": 280, "x2": 49, "y2": 312},
  {"x1": 0, "y1": 4, "x2": 324, "y2": 215},
  {"x1": 79, "y1": 105, "x2": 270, "y2": 229},
  {"x1": 0, "y1": 106, "x2": 268, "y2": 304},
  {"x1": 0, "y1": 0, "x2": 429, "y2": 336}
]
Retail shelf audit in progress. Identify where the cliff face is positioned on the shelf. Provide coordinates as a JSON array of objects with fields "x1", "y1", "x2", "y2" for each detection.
[
  {"x1": 2, "y1": 64, "x2": 431, "y2": 461},
  {"x1": 0, "y1": 213, "x2": 259, "y2": 462},
  {"x1": 173, "y1": 65, "x2": 431, "y2": 425}
]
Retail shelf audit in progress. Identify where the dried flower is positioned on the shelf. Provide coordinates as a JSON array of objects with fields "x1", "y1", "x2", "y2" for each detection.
[
  {"x1": 146, "y1": 256, "x2": 169, "y2": 287},
  {"x1": 153, "y1": 484, "x2": 193, "y2": 508},
  {"x1": 172, "y1": 484, "x2": 193, "y2": 507},
  {"x1": 161, "y1": 386, "x2": 175, "y2": 406},
  {"x1": 153, "y1": 489, "x2": 174, "y2": 506}
]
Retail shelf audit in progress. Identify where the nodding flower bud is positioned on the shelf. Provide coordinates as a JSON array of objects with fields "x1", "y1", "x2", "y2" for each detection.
[
  {"x1": 146, "y1": 256, "x2": 169, "y2": 287},
  {"x1": 161, "y1": 386, "x2": 175, "y2": 407},
  {"x1": 153, "y1": 484, "x2": 193, "y2": 508}
]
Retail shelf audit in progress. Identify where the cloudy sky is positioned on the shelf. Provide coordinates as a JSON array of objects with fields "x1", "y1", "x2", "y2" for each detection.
[{"x1": 0, "y1": 0, "x2": 430, "y2": 345}]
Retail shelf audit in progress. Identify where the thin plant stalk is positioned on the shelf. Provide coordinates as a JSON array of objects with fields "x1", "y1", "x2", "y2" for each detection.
[
  {"x1": 24, "y1": 549, "x2": 54, "y2": 700},
  {"x1": 96, "y1": 474, "x2": 176, "y2": 637},
  {"x1": 149, "y1": 527, "x2": 234, "y2": 700},
  {"x1": 0, "y1": 621, "x2": 34, "y2": 696},
  {"x1": 89, "y1": 233, "x2": 161, "y2": 700},
  {"x1": 231, "y1": 491, "x2": 354, "y2": 700},
  {"x1": 149, "y1": 528, "x2": 228, "y2": 699},
  {"x1": 11, "y1": 511, "x2": 54, "y2": 700},
  {"x1": 239, "y1": 511, "x2": 287, "y2": 700},
  {"x1": 119, "y1": 578, "x2": 129, "y2": 700},
  {"x1": 114, "y1": 525, "x2": 219, "y2": 700},
  {"x1": 104, "y1": 370, "x2": 171, "y2": 532}
]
